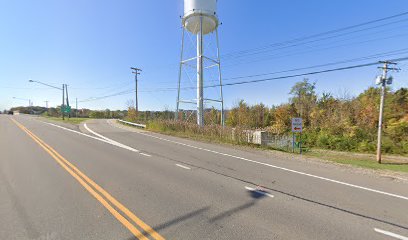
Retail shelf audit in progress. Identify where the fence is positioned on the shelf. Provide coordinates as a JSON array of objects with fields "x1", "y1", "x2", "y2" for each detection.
[{"x1": 239, "y1": 130, "x2": 293, "y2": 150}]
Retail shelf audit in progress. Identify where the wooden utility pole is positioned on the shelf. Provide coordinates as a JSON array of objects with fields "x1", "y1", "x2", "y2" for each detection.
[
  {"x1": 376, "y1": 61, "x2": 399, "y2": 164},
  {"x1": 62, "y1": 84, "x2": 65, "y2": 120},
  {"x1": 130, "y1": 67, "x2": 142, "y2": 113}
]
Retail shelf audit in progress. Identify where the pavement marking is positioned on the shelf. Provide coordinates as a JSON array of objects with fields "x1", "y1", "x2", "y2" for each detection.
[
  {"x1": 42, "y1": 121, "x2": 139, "y2": 152},
  {"x1": 176, "y1": 164, "x2": 191, "y2": 170},
  {"x1": 84, "y1": 123, "x2": 119, "y2": 144},
  {"x1": 135, "y1": 132, "x2": 408, "y2": 201},
  {"x1": 245, "y1": 186, "x2": 274, "y2": 198},
  {"x1": 84, "y1": 123, "x2": 153, "y2": 158},
  {"x1": 374, "y1": 228, "x2": 408, "y2": 240},
  {"x1": 11, "y1": 118, "x2": 164, "y2": 240}
]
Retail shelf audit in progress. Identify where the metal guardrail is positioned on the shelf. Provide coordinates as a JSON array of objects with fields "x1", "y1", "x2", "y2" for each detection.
[{"x1": 117, "y1": 119, "x2": 146, "y2": 129}]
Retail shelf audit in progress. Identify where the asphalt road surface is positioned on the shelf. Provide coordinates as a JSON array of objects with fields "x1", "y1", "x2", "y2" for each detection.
[{"x1": 1, "y1": 114, "x2": 407, "y2": 240}]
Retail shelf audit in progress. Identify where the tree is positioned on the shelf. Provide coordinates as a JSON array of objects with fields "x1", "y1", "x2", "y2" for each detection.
[{"x1": 289, "y1": 78, "x2": 317, "y2": 126}]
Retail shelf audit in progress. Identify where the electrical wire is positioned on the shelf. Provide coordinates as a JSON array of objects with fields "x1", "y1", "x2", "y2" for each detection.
[
  {"x1": 206, "y1": 57, "x2": 408, "y2": 88},
  {"x1": 222, "y1": 11, "x2": 408, "y2": 58},
  {"x1": 79, "y1": 57, "x2": 408, "y2": 102},
  {"x1": 140, "y1": 48, "x2": 408, "y2": 87},
  {"x1": 222, "y1": 18, "x2": 408, "y2": 61},
  {"x1": 222, "y1": 32, "x2": 408, "y2": 67}
]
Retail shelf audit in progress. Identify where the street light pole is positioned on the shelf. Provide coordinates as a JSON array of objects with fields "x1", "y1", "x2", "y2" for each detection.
[{"x1": 28, "y1": 80, "x2": 65, "y2": 120}]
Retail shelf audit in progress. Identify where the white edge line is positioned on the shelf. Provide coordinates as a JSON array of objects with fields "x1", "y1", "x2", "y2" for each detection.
[
  {"x1": 84, "y1": 123, "x2": 116, "y2": 143},
  {"x1": 140, "y1": 153, "x2": 152, "y2": 157},
  {"x1": 374, "y1": 228, "x2": 408, "y2": 240},
  {"x1": 134, "y1": 131, "x2": 408, "y2": 201},
  {"x1": 176, "y1": 164, "x2": 191, "y2": 170},
  {"x1": 245, "y1": 186, "x2": 274, "y2": 198},
  {"x1": 41, "y1": 121, "x2": 139, "y2": 153},
  {"x1": 82, "y1": 123, "x2": 139, "y2": 152}
]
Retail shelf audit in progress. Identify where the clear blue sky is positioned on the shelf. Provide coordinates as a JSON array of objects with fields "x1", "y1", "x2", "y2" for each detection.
[{"x1": 1, "y1": 0, "x2": 408, "y2": 111}]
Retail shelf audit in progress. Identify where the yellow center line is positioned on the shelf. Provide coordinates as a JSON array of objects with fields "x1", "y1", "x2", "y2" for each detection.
[{"x1": 11, "y1": 118, "x2": 165, "y2": 240}]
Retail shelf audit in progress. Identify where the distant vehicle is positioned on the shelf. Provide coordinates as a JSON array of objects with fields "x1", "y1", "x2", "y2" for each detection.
[{"x1": 8, "y1": 111, "x2": 14, "y2": 115}]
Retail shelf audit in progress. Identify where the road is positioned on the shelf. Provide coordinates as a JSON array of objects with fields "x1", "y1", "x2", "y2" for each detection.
[{"x1": 1, "y1": 114, "x2": 407, "y2": 240}]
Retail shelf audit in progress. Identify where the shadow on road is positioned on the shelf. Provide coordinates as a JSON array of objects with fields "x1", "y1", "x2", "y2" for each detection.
[
  {"x1": 124, "y1": 167, "x2": 407, "y2": 240},
  {"x1": 149, "y1": 206, "x2": 210, "y2": 233},
  {"x1": 209, "y1": 188, "x2": 270, "y2": 223},
  {"x1": 174, "y1": 164, "x2": 408, "y2": 231},
  {"x1": 125, "y1": 207, "x2": 210, "y2": 240},
  {"x1": 125, "y1": 189, "x2": 272, "y2": 239},
  {"x1": 264, "y1": 186, "x2": 408, "y2": 231}
]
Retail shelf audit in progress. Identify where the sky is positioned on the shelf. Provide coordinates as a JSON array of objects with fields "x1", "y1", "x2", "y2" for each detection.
[{"x1": 1, "y1": 0, "x2": 408, "y2": 111}]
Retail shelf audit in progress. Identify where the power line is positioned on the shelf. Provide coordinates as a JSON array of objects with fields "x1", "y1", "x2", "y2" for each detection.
[
  {"x1": 79, "y1": 89, "x2": 135, "y2": 103},
  {"x1": 79, "y1": 57, "x2": 408, "y2": 102},
  {"x1": 222, "y1": 11, "x2": 408, "y2": 58},
  {"x1": 145, "y1": 32, "x2": 408, "y2": 88},
  {"x1": 130, "y1": 11, "x2": 408, "y2": 74},
  {"x1": 222, "y1": 48, "x2": 408, "y2": 81},
  {"x1": 221, "y1": 18, "x2": 408, "y2": 61},
  {"x1": 141, "y1": 48, "x2": 408, "y2": 87},
  {"x1": 118, "y1": 12, "x2": 408, "y2": 88},
  {"x1": 209, "y1": 57, "x2": 408, "y2": 88},
  {"x1": 222, "y1": 32, "x2": 408, "y2": 68},
  {"x1": 162, "y1": 57, "x2": 408, "y2": 90}
]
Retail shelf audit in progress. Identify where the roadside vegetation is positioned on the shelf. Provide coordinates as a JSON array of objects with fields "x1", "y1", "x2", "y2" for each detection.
[
  {"x1": 124, "y1": 79, "x2": 408, "y2": 155},
  {"x1": 305, "y1": 149, "x2": 408, "y2": 173},
  {"x1": 122, "y1": 79, "x2": 408, "y2": 172}
]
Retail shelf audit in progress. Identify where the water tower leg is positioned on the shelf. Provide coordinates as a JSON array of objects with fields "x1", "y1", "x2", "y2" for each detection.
[
  {"x1": 176, "y1": 28, "x2": 185, "y2": 120},
  {"x1": 216, "y1": 28, "x2": 225, "y2": 127},
  {"x1": 197, "y1": 16, "x2": 204, "y2": 126}
]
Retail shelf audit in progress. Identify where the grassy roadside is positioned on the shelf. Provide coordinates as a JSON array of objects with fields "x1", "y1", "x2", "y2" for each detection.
[
  {"x1": 304, "y1": 150, "x2": 408, "y2": 173},
  {"x1": 120, "y1": 119, "x2": 408, "y2": 174},
  {"x1": 43, "y1": 116, "x2": 88, "y2": 125}
]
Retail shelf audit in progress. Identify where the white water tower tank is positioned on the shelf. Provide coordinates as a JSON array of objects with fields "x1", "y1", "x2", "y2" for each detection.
[{"x1": 183, "y1": 0, "x2": 218, "y2": 35}]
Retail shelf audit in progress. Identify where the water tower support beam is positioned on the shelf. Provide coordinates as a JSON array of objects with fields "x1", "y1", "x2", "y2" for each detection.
[
  {"x1": 216, "y1": 28, "x2": 225, "y2": 126},
  {"x1": 197, "y1": 16, "x2": 204, "y2": 126},
  {"x1": 176, "y1": 28, "x2": 186, "y2": 120}
]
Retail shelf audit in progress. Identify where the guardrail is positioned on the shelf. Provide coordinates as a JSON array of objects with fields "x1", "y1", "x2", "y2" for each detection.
[{"x1": 117, "y1": 119, "x2": 146, "y2": 129}]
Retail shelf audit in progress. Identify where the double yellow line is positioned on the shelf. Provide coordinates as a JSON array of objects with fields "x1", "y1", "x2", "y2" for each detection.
[{"x1": 11, "y1": 118, "x2": 164, "y2": 240}]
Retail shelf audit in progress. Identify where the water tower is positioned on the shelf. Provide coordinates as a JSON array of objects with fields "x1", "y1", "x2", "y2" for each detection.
[{"x1": 176, "y1": 0, "x2": 224, "y2": 126}]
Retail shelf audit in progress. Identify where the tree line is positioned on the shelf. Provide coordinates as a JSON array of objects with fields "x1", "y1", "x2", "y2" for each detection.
[{"x1": 225, "y1": 79, "x2": 408, "y2": 154}]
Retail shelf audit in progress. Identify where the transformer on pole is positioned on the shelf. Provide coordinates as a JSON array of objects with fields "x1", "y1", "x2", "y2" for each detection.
[{"x1": 176, "y1": 0, "x2": 225, "y2": 126}]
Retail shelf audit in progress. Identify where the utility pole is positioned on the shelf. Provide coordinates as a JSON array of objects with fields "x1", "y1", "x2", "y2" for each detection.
[
  {"x1": 376, "y1": 61, "x2": 399, "y2": 164},
  {"x1": 76, "y1": 98, "x2": 78, "y2": 118},
  {"x1": 130, "y1": 67, "x2": 142, "y2": 113},
  {"x1": 45, "y1": 100, "x2": 49, "y2": 108},
  {"x1": 65, "y1": 84, "x2": 70, "y2": 118},
  {"x1": 62, "y1": 84, "x2": 65, "y2": 120}
]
